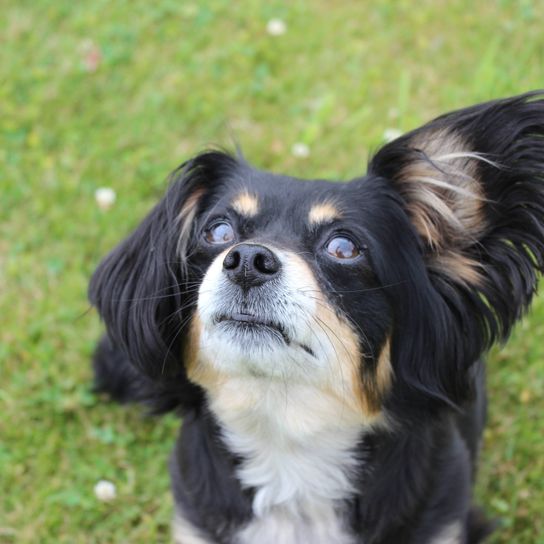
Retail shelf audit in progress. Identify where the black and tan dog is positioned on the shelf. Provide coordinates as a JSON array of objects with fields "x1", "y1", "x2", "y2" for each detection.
[{"x1": 90, "y1": 92, "x2": 544, "y2": 543}]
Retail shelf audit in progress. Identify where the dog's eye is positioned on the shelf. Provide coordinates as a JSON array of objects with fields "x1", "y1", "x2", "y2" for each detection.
[
  {"x1": 325, "y1": 236, "x2": 360, "y2": 260},
  {"x1": 204, "y1": 221, "x2": 235, "y2": 244}
]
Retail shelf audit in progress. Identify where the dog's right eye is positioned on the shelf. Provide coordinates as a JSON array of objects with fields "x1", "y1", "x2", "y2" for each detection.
[
  {"x1": 324, "y1": 235, "x2": 361, "y2": 260},
  {"x1": 204, "y1": 221, "x2": 235, "y2": 244}
]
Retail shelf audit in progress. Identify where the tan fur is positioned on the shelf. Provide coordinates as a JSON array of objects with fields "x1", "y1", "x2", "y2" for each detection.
[
  {"x1": 308, "y1": 202, "x2": 342, "y2": 226},
  {"x1": 185, "y1": 314, "x2": 202, "y2": 380},
  {"x1": 306, "y1": 262, "x2": 378, "y2": 417},
  {"x1": 178, "y1": 187, "x2": 205, "y2": 261},
  {"x1": 313, "y1": 297, "x2": 367, "y2": 415},
  {"x1": 293, "y1": 255, "x2": 392, "y2": 417},
  {"x1": 429, "y1": 251, "x2": 484, "y2": 287},
  {"x1": 186, "y1": 250, "x2": 229, "y2": 394},
  {"x1": 186, "y1": 314, "x2": 228, "y2": 396},
  {"x1": 375, "y1": 338, "x2": 393, "y2": 398},
  {"x1": 359, "y1": 341, "x2": 393, "y2": 416},
  {"x1": 399, "y1": 129, "x2": 486, "y2": 246},
  {"x1": 232, "y1": 191, "x2": 259, "y2": 217},
  {"x1": 396, "y1": 128, "x2": 488, "y2": 285}
]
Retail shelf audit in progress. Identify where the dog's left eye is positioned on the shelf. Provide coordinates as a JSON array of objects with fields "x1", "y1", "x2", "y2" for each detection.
[
  {"x1": 204, "y1": 221, "x2": 235, "y2": 244},
  {"x1": 325, "y1": 236, "x2": 360, "y2": 260}
]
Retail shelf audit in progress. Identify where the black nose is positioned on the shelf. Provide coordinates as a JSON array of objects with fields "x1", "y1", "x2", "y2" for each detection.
[{"x1": 223, "y1": 243, "x2": 281, "y2": 289}]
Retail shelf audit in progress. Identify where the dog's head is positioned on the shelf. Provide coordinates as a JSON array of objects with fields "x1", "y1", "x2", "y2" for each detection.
[{"x1": 90, "y1": 93, "x2": 544, "y2": 419}]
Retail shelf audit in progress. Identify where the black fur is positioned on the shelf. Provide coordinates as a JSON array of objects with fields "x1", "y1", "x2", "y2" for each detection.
[{"x1": 90, "y1": 92, "x2": 544, "y2": 543}]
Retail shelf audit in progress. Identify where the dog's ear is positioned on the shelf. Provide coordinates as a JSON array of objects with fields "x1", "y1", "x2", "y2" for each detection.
[
  {"x1": 89, "y1": 151, "x2": 237, "y2": 380},
  {"x1": 369, "y1": 92, "x2": 544, "y2": 406}
]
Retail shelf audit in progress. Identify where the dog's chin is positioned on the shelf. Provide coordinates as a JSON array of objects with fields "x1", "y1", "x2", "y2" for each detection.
[{"x1": 198, "y1": 313, "x2": 316, "y2": 380}]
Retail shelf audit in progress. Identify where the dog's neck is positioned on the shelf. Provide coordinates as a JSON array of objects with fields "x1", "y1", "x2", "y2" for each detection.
[{"x1": 206, "y1": 376, "x2": 369, "y2": 544}]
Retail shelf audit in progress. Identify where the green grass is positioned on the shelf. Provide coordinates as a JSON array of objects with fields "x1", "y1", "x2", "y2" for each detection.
[{"x1": 1, "y1": 1, "x2": 543, "y2": 542}]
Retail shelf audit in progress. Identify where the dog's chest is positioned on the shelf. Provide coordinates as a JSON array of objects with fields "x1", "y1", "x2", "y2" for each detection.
[{"x1": 209, "y1": 380, "x2": 365, "y2": 544}]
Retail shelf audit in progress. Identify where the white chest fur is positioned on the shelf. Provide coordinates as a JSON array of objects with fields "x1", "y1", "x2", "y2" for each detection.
[{"x1": 208, "y1": 378, "x2": 366, "y2": 544}]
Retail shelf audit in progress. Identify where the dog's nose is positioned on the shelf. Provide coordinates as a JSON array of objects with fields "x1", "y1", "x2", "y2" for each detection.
[{"x1": 223, "y1": 244, "x2": 281, "y2": 289}]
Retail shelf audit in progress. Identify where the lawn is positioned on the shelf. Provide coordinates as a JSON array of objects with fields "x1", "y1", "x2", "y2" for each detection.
[{"x1": 1, "y1": 1, "x2": 543, "y2": 542}]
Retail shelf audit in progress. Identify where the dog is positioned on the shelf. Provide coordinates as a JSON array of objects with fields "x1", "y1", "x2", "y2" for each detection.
[{"x1": 90, "y1": 92, "x2": 544, "y2": 544}]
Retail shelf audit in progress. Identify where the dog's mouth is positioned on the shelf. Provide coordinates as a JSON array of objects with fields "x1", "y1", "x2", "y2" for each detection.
[
  {"x1": 213, "y1": 313, "x2": 316, "y2": 357},
  {"x1": 215, "y1": 312, "x2": 291, "y2": 344}
]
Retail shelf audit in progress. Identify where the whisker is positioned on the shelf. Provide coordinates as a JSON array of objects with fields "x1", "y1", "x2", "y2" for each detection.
[{"x1": 296, "y1": 280, "x2": 408, "y2": 295}]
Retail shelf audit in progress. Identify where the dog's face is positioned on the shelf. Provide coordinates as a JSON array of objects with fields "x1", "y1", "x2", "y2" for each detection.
[
  {"x1": 90, "y1": 93, "x2": 544, "y2": 420},
  {"x1": 187, "y1": 174, "x2": 394, "y2": 419}
]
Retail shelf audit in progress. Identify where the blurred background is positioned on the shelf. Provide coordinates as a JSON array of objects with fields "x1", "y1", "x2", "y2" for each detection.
[{"x1": 1, "y1": 1, "x2": 543, "y2": 542}]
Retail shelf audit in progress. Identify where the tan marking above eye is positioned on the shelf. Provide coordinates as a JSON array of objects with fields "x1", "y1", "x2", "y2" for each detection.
[
  {"x1": 231, "y1": 191, "x2": 259, "y2": 217},
  {"x1": 308, "y1": 202, "x2": 342, "y2": 226}
]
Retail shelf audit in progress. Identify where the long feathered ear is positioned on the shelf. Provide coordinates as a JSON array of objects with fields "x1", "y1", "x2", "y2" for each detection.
[
  {"x1": 89, "y1": 151, "x2": 238, "y2": 380},
  {"x1": 369, "y1": 92, "x2": 544, "y2": 406}
]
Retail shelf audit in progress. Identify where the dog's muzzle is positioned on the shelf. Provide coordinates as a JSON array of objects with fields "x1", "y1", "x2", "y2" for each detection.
[{"x1": 196, "y1": 243, "x2": 325, "y2": 378}]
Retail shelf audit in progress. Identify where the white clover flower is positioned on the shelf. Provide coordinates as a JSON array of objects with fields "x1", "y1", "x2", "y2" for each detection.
[
  {"x1": 383, "y1": 128, "x2": 402, "y2": 143},
  {"x1": 95, "y1": 187, "x2": 116, "y2": 210},
  {"x1": 291, "y1": 142, "x2": 310, "y2": 158},
  {"x1": 266, "y1": 18, "x2": 287, "y2": 36},
  {"x1": 94, "y1": 479, "x2": 117, "y2": 501}
]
